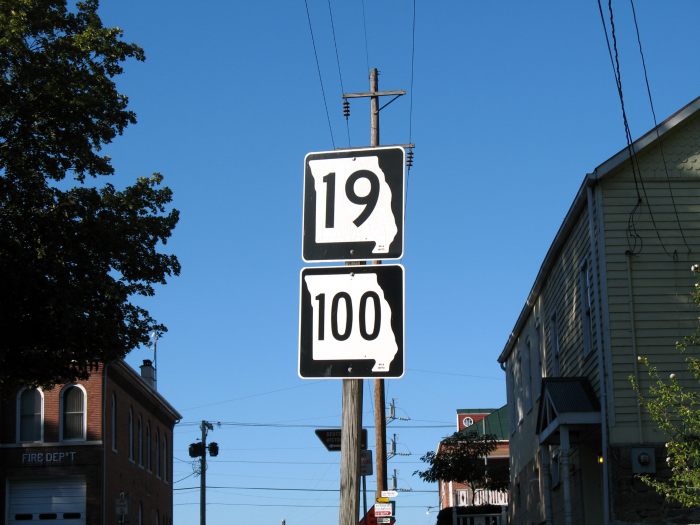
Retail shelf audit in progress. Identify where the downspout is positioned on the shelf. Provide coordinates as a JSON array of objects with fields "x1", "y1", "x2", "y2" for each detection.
[
  {"x1": 102, "y1": 362, "x2": 109, "y2": 525},
  {"x1": 560, "y1": 426, "x2": 573, "y2": 525},
  {"x1": 540, "y1": 446, "x2": 553, "y2": 525},
  {"x1": 626, "y1": 252, "x2": 644, "y2": 442},
  {"x1": 587, "y1": 183, "x2": 611, "y2": 524}
]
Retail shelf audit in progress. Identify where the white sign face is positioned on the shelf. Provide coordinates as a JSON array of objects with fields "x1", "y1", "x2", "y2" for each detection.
[
  {"x1": 381, "y1": 490, "x2": 398, "y2": 498},
  {"x1": 374, "y1": 503, "x2": 394, "y2": 517},
  {"x1": 303, "y1": 147, "x2": 404, "y2": 262},
  {"x1": 299, "y1": 265, "x2": 404, "y2": 379}
]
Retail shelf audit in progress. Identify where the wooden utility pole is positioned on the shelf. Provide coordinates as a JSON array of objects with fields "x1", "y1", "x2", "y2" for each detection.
[
  {"x1": 200, "y1": 420, "x2": 213, "y2": 525},
  {"x1": 369, "y1": 68, "x2": 388, "y2": 497},
  {"x1": 339, "y1": 68, "x2": 409, "y2": 522},
  {"x1": 339, "y1": 378, "x2": 363, "y2": 525}
]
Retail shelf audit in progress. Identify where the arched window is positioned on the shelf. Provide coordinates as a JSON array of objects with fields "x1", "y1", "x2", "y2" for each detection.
[
  {"x1": 61, "y1": 385, "x2": 86, "y2": 440},
  {"x1": 129, "y1": 408, "x2": 134, "y2": 460},
  {"x1": 111, "y1": 393, "x2": 117, "y2": 451},
  {"x1": 162, "y1": 434, "x2": 168, "y2": 482},
  {"x1": 138, "y1": 416, "x2": 143, "y2": 466},
  {"x1": 155, "y1": 428, "x2": 161, "y2": 478},
  {"x1": 18, "y1": 388, "x2": 43, "y2": 442},
  {"x1": 146, "y1": 424, "x2": 151, "y2": 471}
]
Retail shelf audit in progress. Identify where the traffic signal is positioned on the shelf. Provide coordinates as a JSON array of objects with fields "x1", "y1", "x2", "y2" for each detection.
[
  {"x1": 188, "y1": 442, "x2": 204, "y2": 458},
  {"x1": 208, "y1": 442, "x2": 219, "y2": 457}
]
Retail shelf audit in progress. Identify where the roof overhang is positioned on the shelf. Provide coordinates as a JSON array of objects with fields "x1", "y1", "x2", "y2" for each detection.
[
  {"x1": 536, "y1": 378, "x2": 600, "y2": 445},
  {"x1": 498, "y1": 95, "x2": 700, "y2": 364}
]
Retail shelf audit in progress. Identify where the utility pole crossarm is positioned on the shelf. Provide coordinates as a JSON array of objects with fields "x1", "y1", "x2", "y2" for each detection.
[{"x1": 343, "y1": 90, "x2": 406, "y2": 99}]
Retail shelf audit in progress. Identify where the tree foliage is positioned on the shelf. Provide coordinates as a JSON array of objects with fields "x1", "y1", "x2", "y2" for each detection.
[
  {"x1": 0, "y1": 0, "x2": 179, "y2": 391},
  {"x1": 415, "y1": 430, "x2": 508, "y2": 505},
  {"x1": 631, "y1": 264, "x2": 700, "y2": 508}
]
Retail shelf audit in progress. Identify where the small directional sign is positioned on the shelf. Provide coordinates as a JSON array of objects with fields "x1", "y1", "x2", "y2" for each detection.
[
  {"x1": 299, "y1": 265, "x2": 404, "y2": 379},
  {"x1": 302, "y1": 147, "x2": 405, "y2": 262},
  {"x1": 374, "y1": 503, "x2": 394, "y2": 517},
  {"x1": 315, "y1": 428, "x2": 368, "y2": 451}
]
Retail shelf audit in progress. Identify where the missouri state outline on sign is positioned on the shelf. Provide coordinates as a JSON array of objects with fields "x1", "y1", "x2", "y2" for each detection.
[
  {"x1": 298, "y1": 265, "x2": 404, "y2": 379},
  {"x1": 302, "y1": 147, "x2": 404, "y2": 262}
]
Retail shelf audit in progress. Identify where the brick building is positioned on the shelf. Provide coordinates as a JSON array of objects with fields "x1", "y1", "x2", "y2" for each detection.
[
  {"x1": 435, "y1": 408, "x2": 510, "y2": 525},
  {"x1": 0, "y1": 359, "x2": 181, "y2": 525}
]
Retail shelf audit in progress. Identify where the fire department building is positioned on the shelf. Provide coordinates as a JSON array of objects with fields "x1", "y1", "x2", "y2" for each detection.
[{"x1": 0, "y1": 360, "x2": 181, "y2": 525}]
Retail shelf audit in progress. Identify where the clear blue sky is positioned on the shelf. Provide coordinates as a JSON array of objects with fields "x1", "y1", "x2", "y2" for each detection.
[{"x1": 96, "y1": 1, "x2": 700, "y2": 524}]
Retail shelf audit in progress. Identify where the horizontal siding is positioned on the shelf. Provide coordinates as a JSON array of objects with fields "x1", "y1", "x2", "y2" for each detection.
[{"x1": 602, "y1": 112, "x2": 700, "y2": 445}]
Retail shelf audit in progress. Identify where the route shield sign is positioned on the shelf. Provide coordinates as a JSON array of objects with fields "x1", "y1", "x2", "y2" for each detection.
[
  {"x1": 302, "y1": 147, "x2": 405, "y2": 262},
  {"x1": 298, "y1": 265, "x2": 404, "y2": 378}
]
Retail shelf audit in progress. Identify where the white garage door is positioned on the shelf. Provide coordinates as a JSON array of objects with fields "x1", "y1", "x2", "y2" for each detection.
[{"x1": 7, "y1": 478, "x2": 86, "y2": 524}]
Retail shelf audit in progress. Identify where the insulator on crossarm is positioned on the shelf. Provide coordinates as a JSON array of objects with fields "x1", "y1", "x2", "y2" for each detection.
[
  {"x1": 343, "y1": 99, "x2": 350, "y2": 119},
  {"x1": 406, "y1": 149, "x2": 414, "y2": 170}
]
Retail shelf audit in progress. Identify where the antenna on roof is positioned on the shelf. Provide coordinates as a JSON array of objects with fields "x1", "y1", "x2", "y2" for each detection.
[{"x1": 149, "y1": 331, "x2": 160, "y2": 389}]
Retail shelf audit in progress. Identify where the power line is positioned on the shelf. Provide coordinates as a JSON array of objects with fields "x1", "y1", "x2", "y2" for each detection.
[
  {"x1": 327, "y1": 0, "x2": 350, "y2": 146},
  {"x1": 178, "y1": 420, "x2": 454, "y2": 429},
  {"x1": 597, "y1": 0, "x2": 671, "y2": 257},
  {"x1": 175, "y1": 485, "x2": 437, "y2": 494},
  {"x1": 175, "y1": 502, "x2": 434, "y2": 508},
  {"x1": 304, "y1": 0, "x2": 336, "y2": 148},
  {"x1": 629, "y1": 0, "x2": 690, "y2": 255},
  {"x1": 407, "y1": 367, "x2": 502, "y2": 380},
  {"x1": 360, "y1": 0, "x2": 370, "y2": 72},
  {"x1": 177, "y1": 381, "x2": 323, "y2": 412}
]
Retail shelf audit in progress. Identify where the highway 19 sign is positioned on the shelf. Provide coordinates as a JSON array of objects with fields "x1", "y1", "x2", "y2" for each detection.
[
  {"x1": 298, "y1": 265, "x2": 404, "y2": 379},
  {"x1": 302, "y1": 147, "x2": 405, "y2": 262}
]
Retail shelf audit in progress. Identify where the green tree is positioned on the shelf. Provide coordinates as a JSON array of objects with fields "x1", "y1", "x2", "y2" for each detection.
[
  {"x1": 0, "y1": 0, "x2": 179, "y2": 391},
  {"x1": 631, "y1": 264, "x2": 700, "y2": 508},
  {"x1": 415, "y1": 430, "x2": 508, "y2": 505}
]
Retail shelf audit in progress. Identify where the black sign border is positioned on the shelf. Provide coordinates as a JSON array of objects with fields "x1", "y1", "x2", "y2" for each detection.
[
  {"x1": 302, "y1": 147, "x2": 405, "y2": 262},
  {"x1": 299, "y1": 265, "x2": 404, "y2": 379}
]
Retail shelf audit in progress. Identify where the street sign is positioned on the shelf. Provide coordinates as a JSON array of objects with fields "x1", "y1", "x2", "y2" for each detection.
[
  {"x1": 380, "y1": 490, "x2": 399, "y2": 498},
  {"x1": 299, "y1": 265, "x2": 404, "y2": 379},
  {"x1": 315, "y1": 428, "x2": 368, "y2": 451},
  {"x1": 377, "y1": 519, "x2": 392, "y2": 524},
  {"x1": 361, "y1": 449, "x2": 373, "y2": 476},
  {"x1": 374, "y1": 503, "x2": 393, "y2": 517},
  {"x1": 376, "y1": 497, "x2": 390, "y2": 503},
  {"x1": 302, "y1": 147, "x2": 405, "y2": 262}
]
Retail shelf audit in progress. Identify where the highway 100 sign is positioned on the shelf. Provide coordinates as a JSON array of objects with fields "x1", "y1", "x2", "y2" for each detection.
[
  {"x1": 298, "y1": 265, "x2": 404, "y2": 379},
  {"x1": 302, "y1": 147, "x2": 405, "y2": 262}
]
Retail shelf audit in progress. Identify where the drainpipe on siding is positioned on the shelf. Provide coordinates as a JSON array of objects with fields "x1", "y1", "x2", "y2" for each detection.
[
  {"x1": 540, "y1": 445, "x2": 553, "y2": 525},
  {"x1": 587, "y1": 184, "x2": 611, "y2": 524},
  {"x1": 560, "y1": 426, "x2": 573, "y2": 525},
  {"x1": 103, "y1": 362, "x2": 110, "y2": 525},
  {"x1": 626, "y1": 251, "x2": 644, "y2": 443}
]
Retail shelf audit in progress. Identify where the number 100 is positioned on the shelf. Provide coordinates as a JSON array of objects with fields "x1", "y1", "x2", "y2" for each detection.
[{"x1": 315, "y1": 292, "x2": 381, "y2": 341}]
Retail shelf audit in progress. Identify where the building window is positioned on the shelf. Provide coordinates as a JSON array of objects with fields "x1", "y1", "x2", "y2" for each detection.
[
  {"x1": 18, "y1": 388, "x2": 43, "y2": 442},
  {"x1": 156, "y1": 428, "x2": 161, "y2": 478},
  {"x1": 580, "y1": 261, "x2": 593, "y2": 355},
  {"x1": 162, "y1": 434, "x2": 168, "y2": 483},
  {"x1": 550, "y1": 314, "x2": 561, "y2": 376},
  {"x1": 129, "y1": 408, "x2": 134, "y2": 461},
  {"x1": 523, "y1": 339, "x2": 532, "y2": 413},
  {"x1": 111, "y1": 394, "x2": 117, "y2": 452},
  {"x1": 61, "y1": 385, "x2": 86, "y2": 441},
  {"x1": 138, "y1": 503, "x2": 143, "y2": 525},
  {"x1": 146, "y1": 424, "x2": 152, "y2": 471},
  {"x1": 138, "y1": 416, "x2": 143, "y2": 466},
  {"x1": 506, "y1": 362, "x2": 517, "y2": 434}
]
